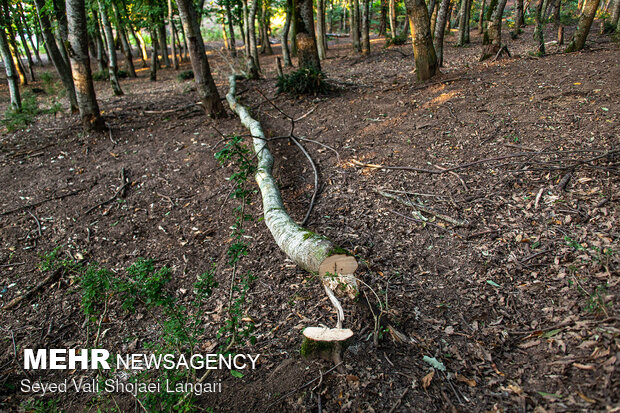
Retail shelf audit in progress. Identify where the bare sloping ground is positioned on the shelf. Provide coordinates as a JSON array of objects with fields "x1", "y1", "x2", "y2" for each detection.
[{"x1": 1, "y1": 25, "x2": 618, "y2": 412}]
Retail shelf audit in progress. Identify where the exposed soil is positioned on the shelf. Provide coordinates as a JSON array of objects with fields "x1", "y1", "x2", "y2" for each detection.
[{"x1": 1, "y1": 23, "x2": 619, "y2": 412}]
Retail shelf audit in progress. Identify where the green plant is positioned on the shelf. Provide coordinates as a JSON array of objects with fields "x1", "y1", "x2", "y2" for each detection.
[
  {"x1": 20, "y1": 398, "x2": 60, "y2": 413},
  {"x1": 578, "y1": 283, "x2": 612, "y2": 316},
  {"x1": 2, "y1": 92, "x2": 65, "y2": 132},
  {"x1": 385, "y1": 32, "x2": 408, "y2": 47},
  {"x1": 214, "y1": 136, "x2": 257, "y2": 351},
  {"x1": 276, "y1": 67, "x2": 330, "y2": 96},
  {"x1": 92, "y1": 71, "x2": 109, "y2": 81},
  {"x1": 177, "y1": 70, "x2": 195, "y2": 81},
  {"x1": 116, "y1": 70, "x2": 129, "y2": 78}
]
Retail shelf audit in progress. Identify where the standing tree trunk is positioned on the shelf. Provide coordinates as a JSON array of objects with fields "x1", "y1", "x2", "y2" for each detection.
[
  {"x1": 515, "y1": 0, "x2": 525, "y2": 28},
  {"x1": 92, "y1": 10, "x2": 109, "y2": 75},
  {"x1": 18, "y1": 3, "x2": 43, "y2": 65},
  {"x1": 53, "y1": 0, "x2": 71, "y2": 69},
  {"x1": 430, "y1": 0, "x2": 439, "y2": 35},
  {"x1": 361, "y1": 0, "x2": 371, "y2": 54},
  {"x1": 176, "y1": 0, "x2": 227, "y2": 117},
  {"x1": 133, "y1": 28, "x2": 149, "y2": 67},
  {"x1": 98, "y1": 0, "x2": 123, "y2": 95},
  {"x1": 405, "y1": 0, "x2": 439, "y2": 81},
  {"x1": 150, "y1": 29, "x2": 158, "y2": 81},
  {"x1": 611, "y1": 0, "x2": 620, "y2": 28},
  {"x1": 66, "y1": 0, "x2": 106, "y2": 130},
  {"x1": 34, "y1": 0, "x2": 78, "y2": 111},
  {"x1": 15, "y1": 16, "x2": 36, "y2": 81},
  {"x1": 260, "y1": 1, "x2": 274, "y2": 55},
  {"x1": 225, "y1": 0, "x2": 237, "y2": 57},
  {"x1": 112, "y1": 3, "x2": 137, "y2": 77},
  {"x1": 295, "y1": 0, "x2": 322, "y2": 69},
  {"x1": 167, "y1": 0, "x2": 179, "y2": 69},
  {"x1": 565, "y1": 0, "x2": 601, "y2": 51},
  {"x1": 434, "y1": 0, "x2": 451, "y2": 65},
  {"x1": 379, "y1": 0, "x2": 388, "y2": 35},
  {"x1": 352, "y1": 0, "x2": 362, "y2": 51},
  {"x1": 317, "y1": 0, "x2": 328, "y2": 59},
  {"x1": 0, "y1": 25, "x2": 21, "y2": 109},
  {"x1": 478, "y1": 0, "x2": 486, "y2": 32},
  {"x1": 247, "y1": 0, "x2": 261, "y2": 74},
  {"x1": 281, "y1": 0, "x2": 293, "y2": 66},
  {"x1": 389, "y1": 0, "x2": 398, "y2": 35},
  {"x1": 158, "y1": 23, "x2": 171, "y2": 67},
  {"x1": 481, "y1": 0, "x2": 507, "y2": 60},
  {"x1": 457, "y1": 0, "x2": 468, "y2": 44},
  {"x1": 534, "y1": 0, "x2": 545, "y2": 54}
]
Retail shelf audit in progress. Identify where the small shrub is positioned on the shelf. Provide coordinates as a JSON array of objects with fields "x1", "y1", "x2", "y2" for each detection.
[
  {"x1": 40, "y1": 71, "x2": 54, "y2": 84},
  {"x1": 2, "y1": 92, "x2": 40, "y2": 132},
  {"x1": 116, "y1": 69, "x2": 129, "y2": 78},
  {"x1": 177, "y1": 70, "x2": 194, "y2": 81},
  {"x1": 92, "y1": 70, "x2": 108, "y2": 81},
  {"x1": 276, "y1": 67, "x2": 330, "y2": 96},
  {"x1": 385, "y1": 32, "x2": 408, "y2": 47}
]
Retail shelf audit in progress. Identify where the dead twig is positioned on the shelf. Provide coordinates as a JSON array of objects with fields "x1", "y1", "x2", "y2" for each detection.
[
  {"x1": 2, "y1": 268, "x2": 63, "y2": 311},
  {"x1": 290, "y1": 136, "x2": 319, "y2": 226},
  {"x1": 388, "y1": 387, "x2": 410, "y2": 413},
  {"x1": 1, "y1": 187, "x2": 88, "y2": 216},
  {"x1": 377, "y1": 190, "x2": 468, "y2": 226},
  {"x1": 84, "y1": 169, "x2": 131, "y2": 215},
  {"x1": 27, "y1": 210, "x2": 42, "y2": 237}
]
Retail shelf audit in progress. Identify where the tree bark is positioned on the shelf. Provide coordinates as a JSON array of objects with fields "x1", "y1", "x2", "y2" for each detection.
[
  {"x1": 389, "y1": 0, "x2": 397, "y2": 35},
  {"x1": 92, "y1": 10, "x2": 109, "y2": 75},
  {"x1": 515, "y1": 0, "x2": 525, "y2": 27},
  {"x1": 248, "y1": 0, "x2": 261, "y2": 74},
  {"x1": 478, "y1": 0, "x2": 485, "y2": 32},
  {"x1": 98, "y1": 0, "x2": 123, "y2": 95},
  {"x1": 295, "y1": 0, "x2": 322, "y2": 69},
  {"x1": 281, "y1": 0, "x2": 293, "y2": 66},
  {"x1": 317, "y1": 0, "x2": 328, "y2": 59},
  {"x1": 112, "y1": 2, "x2": 137, "y2": 77},
  {"x1": 18, "y1": 3, "x2": 43, "y2": 65},
  {"x1": 379, "y1": 0, "x2": 388, "y2": 35},
  {"x1": 158, "y1": 23, "x2": 171, "y2": 67},
  {"x1": 15, "y1": 13, "x2": 36, "y2": 81},
  {"x1": 350, "y1": 0, "x2": 362, "y2": 50},
  {"x1": 612, "y1": 0, "x2": 620, "y2": 28},
  {"x1": 176, "y1": 0, "x2": 227, "y2": 117},
  {"x1": 361, "y1": 0, "x2": 370, "y2": 54},
  {"x1": 565, "y1": 0, "x2": 601, "y2": 51},
  {"x1": 225, "y1": 0, "x2": 238, "y2": 57},
  {"x1": 226, "y1": 74, "x2": 358, "y2": 292},
  {"x1": 534, "y1": 0, "x2": 545, "y2": 55},
  {"x1": 34, "y1": 0, "x2": 78, "y2": 111},
  {"x1": 53, "y1": 0, "x2": 71, "y2": 69},
  {"x1": 405, "y1": 0, "x2": 439, "y2": 81},
  {"x1": 481, "y1": 0, "x2": 507, "y2": 59},
  {"x1": 132, "y1": 28, "x2": 149, "y2": 67},
  {"x1": 457, "y1": 0, "x2": 469, "y2": 45},
  {"x1": 150, "y1": 29, "x2": 158, "y2": 81},
  {"x1": 0, "y1": 25, "x2": 21, "y2": 109},
  {"x1": 259, "y1": 0, "x2": 273, "y2": 55},
  {"x1": 168, "y1": 0, "x2": 179, "y2": 69},
  {"x1": 434, "y1": 0, "x2": 451, "y2": 66},
  {"x1": 66, "y1": 0, "x2": 106, "y2": 131}
]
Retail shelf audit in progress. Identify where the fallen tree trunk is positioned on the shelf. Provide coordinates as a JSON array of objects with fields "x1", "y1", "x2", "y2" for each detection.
[{"x1": 226, "y1": 75, "x2": 356, "y2": 362}]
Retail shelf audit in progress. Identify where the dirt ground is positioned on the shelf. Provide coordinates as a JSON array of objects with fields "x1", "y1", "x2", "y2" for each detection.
[{"x1": 1, "y1": 22, "x2": 619, "y2": 412}]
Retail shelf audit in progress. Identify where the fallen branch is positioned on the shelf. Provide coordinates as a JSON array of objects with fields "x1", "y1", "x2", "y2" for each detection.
[
  {"x1": 2, "y1": 268, "x2": 63, "y2": 311},
  {"x1": 377, "y1": 190, "x2": 468, "y2": 227},
  {"x1": 0, "y1": 187, "x2": 88, "y2": 216}
]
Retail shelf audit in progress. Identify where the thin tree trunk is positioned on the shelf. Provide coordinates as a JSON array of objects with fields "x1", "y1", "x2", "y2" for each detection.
[
  {"x1": 260, "y1": 1, "x2": 274, "y2": 55},
  {"x1": 481, "y1": 0, "x2": 508, "y2": 59},
  {"x1": 565, "y1": 0, "x2": 601, "y2": 51},
  {"x1": 98, "y1": 0, "x2": 123, "y2": 95},
  {"x1": 132, "y1": 28, "x2": 148, "y2": 67},
  {"x1": 457, "y1": 0, "x2": 468, "y2": 44},
  {"x1": 0, "y1": 25, "x2": 21, "y2": 109},
  {"x1": 295, "y1": 0, "x2": 321, "y2": 69},
  {"x1": 34, "y1": 0, "x2": 78, "y2": 111},
  {"x1": 405, "y1": 0, "x2": 439, "y2": 80},
  {"x1": 52, "y1": 0, "x2": 71, "y2": 69},
  {"x1": 168, "y1": 0, "x2": 179, "y2": 68},
  {"x1": 478, "y1": 0, "x2": 486, "y2": 32},
  {"x1": 515, "y1": 0, "x2": 525, "y2": 28},
  {"x1": 434, "y1": 0, "x2": 451, "y2": 66},
  {"x1": 172, "y1": 23, "x2": 184, "y2": 62},
  {"x1": 150, "y1": 30, "x2": 158, "y2": 80},
  {"x1": 66, "y1": 0, "x2": 105, "y2": 130},
  {"x1": 379, "y1": 0, "x2": 388, "y2": 35},
  {"x1": 317, "y1": 0, "x2": 328, "y2": 58},
  {"x1": 18, "y1": 4, "x2": 43, "y2": 66},
  {"x1": 281, "y1": 0, "x2": 293, "y2": 66},
  {"x1": 551, "y1": 0, "x2": 562, "y2": 27},
  {"x1": 430, "y1": 0, "x2": 439, "y2": 36},
  {"x1": 158, "y1": 23, "x2": 170, "y2": 67},
  {"x1": 8, "y1": 37, "x2": 28, "y2": 85},
  {"x1": 534, "y1": 0, "x2": 545, "y2": 54},
  {"x1": 112, "y1": 2, "x2": 137, "y2": 77},
  {"x1": 15, "y1": 17, "x2": 36, "y2": 81},
  {"x1": 92, "y1": 10, "x2": 109, "y2": 74},
  {"x1": 361, "y1": 0, "x2": 370, "y2": 54},
  {"x1": 389, "y1": 0, "x2": 397, "y2": 35},
  {"x1": 225, "y1": 0, "x2": 238, "y2": 56},
  {"x1": 350, "y1": 0, "x2": 361, "y2": 50},
  {"x1": 248, "y1": 0, "x2": 261, "y2": 73},
  {"x1": 176, "y1": 0, "x2": 227, "y2": 117}
]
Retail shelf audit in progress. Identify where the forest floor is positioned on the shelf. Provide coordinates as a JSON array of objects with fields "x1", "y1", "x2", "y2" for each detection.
[{"x1": 0, "y1": 22, "x2": 619, "y2": 412}]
